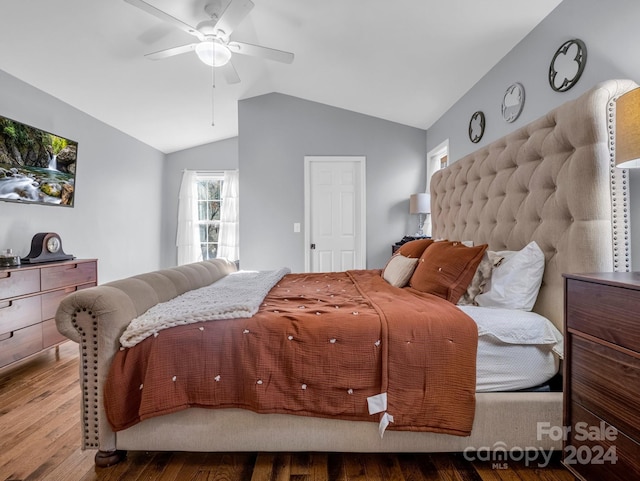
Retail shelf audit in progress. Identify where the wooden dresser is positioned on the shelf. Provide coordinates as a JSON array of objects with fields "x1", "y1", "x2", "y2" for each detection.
[
  {"x1": 0, "y1": 259, "x2": 97, "y2": 369},
  {"x1": 563, "y1": 272, "x2": 640, "y2": 481}
]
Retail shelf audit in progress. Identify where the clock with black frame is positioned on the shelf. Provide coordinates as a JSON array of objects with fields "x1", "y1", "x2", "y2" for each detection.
[{"x1": 22, "y1": 232, "x2": 75, "y2": 264}]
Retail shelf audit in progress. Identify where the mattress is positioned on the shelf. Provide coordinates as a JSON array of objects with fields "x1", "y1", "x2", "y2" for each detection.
[{"x1": 459, "y1": 306, "x2": 563, "y2": 393}]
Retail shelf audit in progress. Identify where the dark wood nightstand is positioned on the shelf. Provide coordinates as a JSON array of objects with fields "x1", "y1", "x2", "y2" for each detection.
[{"x1": 563, "y1": 272, "x2": 640, "y2": 480}]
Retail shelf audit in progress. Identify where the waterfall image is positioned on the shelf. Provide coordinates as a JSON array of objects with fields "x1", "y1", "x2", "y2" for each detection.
[
  {"x1": 48, "y1": 155, "x2": 57, "y2": 171},
  {"x1": 0, "y1": 115, "x2": 77, "y2": 207}
]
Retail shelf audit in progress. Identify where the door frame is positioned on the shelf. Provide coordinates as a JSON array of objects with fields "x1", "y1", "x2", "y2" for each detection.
[{"x1": 303, "y1": 156, "x2": 367, "y2": 272}]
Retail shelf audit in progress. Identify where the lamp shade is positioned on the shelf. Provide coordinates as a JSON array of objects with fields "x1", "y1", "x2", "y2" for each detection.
[
  {"x1": 616, "y1": 87, "x2": 640, "y2": 168},
  {"x1": 409, "y1": 193, "x2": 430, "y2": 214},
  {"x1": 195, "y1": 39, "x2": 232, "y2": 67}
]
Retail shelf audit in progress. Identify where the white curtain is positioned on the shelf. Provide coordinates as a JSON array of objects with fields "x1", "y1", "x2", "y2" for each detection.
[
  {"x1": 217, "y1": 170, "x2": 239, "y2": 262},
  {"x1": 176, "y1": 170, "x2": 202, "y2": 265}
]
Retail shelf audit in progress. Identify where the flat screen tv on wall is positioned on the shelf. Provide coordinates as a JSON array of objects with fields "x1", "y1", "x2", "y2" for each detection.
[{"x1": 0, "y1": 115, "x2": 78, "y2": 207}]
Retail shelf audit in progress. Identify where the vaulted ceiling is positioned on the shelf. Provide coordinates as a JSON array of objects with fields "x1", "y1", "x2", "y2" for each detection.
[{"x1": 0, "y1": 0, "x2": 562, "y2": 153}]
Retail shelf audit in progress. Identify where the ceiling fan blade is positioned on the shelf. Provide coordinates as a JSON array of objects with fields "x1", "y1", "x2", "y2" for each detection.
[
  {"x1": 124, "y1": 0, "x2": 204, "y2": 41},
  {"x1": 228, "y1": 41, "x2": 294, "y2": 64},
  {"x1": 220, "y1": 60, "x2": 241, "y2": 84},
  {"x1": 144, "y1": 43, "x2": 197, "y2": 60},
  {"x1": 214, "y1": 0, "x2": 254, "y2": 37}
]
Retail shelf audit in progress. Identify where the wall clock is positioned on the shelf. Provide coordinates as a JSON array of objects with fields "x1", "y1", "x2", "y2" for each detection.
[
  {"x1": 549, "y1": 38, "x2": 587, "y2": 92},
  {"x1": 22, "y1": 232, "x2": 74, "y2": 264},
  {"x1": 468, "y1": 111, "x2": 485, "y2": 143},
  {"x1": 501, "y1": 82, "x2": 525, "y2": 123}
]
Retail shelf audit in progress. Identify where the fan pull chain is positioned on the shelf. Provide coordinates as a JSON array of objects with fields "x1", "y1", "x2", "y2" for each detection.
[{"x1": 211, "y1": 63, "x2": 216, "y2": 127}]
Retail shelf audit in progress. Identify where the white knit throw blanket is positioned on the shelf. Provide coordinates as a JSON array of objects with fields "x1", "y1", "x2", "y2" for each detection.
[{"x1": 120, "y1": 268, "x2": 290, "y2": 348}]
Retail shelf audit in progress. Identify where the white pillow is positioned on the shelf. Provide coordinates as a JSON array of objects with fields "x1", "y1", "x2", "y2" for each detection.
[
  {"x1": 457, "y1": 305, "x2": 563, "y2": 357},
  {"x1": 382, "y1": 255, "x2": 419, "y2": 287},
  {"x1": 475, "y1": 241, "x2": 545, "y2": 311}
]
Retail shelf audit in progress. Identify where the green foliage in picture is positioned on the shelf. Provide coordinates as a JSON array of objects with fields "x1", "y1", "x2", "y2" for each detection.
[
  {"x1": 2, "y1": 118, "x2": 35, "y2": 149},
  {"x1": 50, "y1": 135, "x2": 68, "y2": 155}
]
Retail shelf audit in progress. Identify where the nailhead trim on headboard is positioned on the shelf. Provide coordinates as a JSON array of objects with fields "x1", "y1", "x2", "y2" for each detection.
[{"x1": 608, "y1": 96, "x2": 632, "y2": 271}]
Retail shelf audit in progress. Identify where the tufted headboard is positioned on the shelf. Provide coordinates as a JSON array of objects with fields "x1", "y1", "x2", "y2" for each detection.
[{"x1": 430, "y1": 79, "x2": 637, "y2": 331}]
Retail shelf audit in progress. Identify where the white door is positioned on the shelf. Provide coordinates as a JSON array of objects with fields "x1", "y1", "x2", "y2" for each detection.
[{"x1": 304, "y1": 156, "x2": 366, "y2": 272}]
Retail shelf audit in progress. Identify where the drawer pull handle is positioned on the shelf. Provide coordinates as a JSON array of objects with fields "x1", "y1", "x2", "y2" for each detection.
[
  {"x1": 0, "y1": 272, "x2": 10, "y2": 280},
  {"x1": 0, "y1": 331, "x2": 13, "y2": 342},
  {"x1": 0, "y1": 301, "x2": 11, "y2": 310}
]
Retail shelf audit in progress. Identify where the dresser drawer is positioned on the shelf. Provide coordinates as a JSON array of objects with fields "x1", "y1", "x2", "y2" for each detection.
[
  {"x1": 0, "y1": 295, "x2": 41, "y2": 334},
  {"x1": 566, "y1": 279, "x2": 640, "y2": 353},
  {"x1": 41, "y1": 261, "x2": 97, "y2": 291},
  {"x1": 0, "y1": 269, "x2": 40, "y2": 300},
  {"x1": 0, "y1": 323, "x2": 43, "y2": 367},
  {"x1": 566, "y1": 402, "x2": 640, "y2": 481},
  {"x1": 570, "y1": 335, "x2": 640, "y2": 441}
]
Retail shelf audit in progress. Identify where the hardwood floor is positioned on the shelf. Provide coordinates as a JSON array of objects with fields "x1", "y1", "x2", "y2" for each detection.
[{"x1": 0, "y1": 341, "x2": 577, "y2": 481}]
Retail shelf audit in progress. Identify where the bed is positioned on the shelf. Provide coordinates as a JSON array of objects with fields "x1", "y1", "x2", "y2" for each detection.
[{"x1": 56, "y1": 79, "x2": 636, "y2": 467}]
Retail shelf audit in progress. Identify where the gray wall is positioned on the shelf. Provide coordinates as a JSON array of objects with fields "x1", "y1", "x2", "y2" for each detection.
[
  {"x1": 238, "y1": 93, "x2": 427, "y2": 272},
  {"x1": 0, "y1": 69, "x2": 164, "y2": 283},
  {"x1": 161, "y1": 137, "x2": 239, "y2": 267},
  {"x1": 426, "y1": 0, "x2": 640, "y2": 269}
]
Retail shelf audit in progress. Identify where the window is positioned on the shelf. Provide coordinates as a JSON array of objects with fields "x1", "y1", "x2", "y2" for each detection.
[
  {"x1": 177, "y1": 169, "x2": 239, "y2": 266},
  {"x1": 196, "y1": 173, "x2": 224, "y2": 260},
  {"x1": 424, "y1": 140, "x2": 449, "y2": 238},
  {"x1": 426, "y1": 139, "x2": 449, "y2": 191}
]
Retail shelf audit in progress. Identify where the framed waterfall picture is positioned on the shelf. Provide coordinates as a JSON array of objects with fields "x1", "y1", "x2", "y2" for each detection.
[{"x1": 0, "y1": 114, "x2": 78, "y2": 207}]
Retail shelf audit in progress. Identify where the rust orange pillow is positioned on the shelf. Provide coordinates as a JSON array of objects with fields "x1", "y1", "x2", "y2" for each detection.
[
  {"x1": 409, "y1": 241, "x2": 488, "y2": 303},
  {"x1": 395, "y1": 238, "x2": 434, "y2": 258}
]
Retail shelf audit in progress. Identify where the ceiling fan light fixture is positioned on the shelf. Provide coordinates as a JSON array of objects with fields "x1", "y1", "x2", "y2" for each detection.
[{"x1": 195, "y1": 39, "x2": 232, "y2": 67}]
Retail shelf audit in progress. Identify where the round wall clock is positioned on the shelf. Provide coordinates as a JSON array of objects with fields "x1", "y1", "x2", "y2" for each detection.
[
  {"x1": 501, "y1": 82, "x2": 525, "y2": 123},
  {"x1": 468, "y1": 111, "x2": 485, "y2": 143},
  {"x1": 549, "y1": 38, "x2": 587, "y2": 92}
]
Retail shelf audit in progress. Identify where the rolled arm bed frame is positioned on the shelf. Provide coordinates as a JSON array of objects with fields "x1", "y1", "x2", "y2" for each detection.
[{"x1": 56, "y1": 79, "x2": 637, "y2": 466}]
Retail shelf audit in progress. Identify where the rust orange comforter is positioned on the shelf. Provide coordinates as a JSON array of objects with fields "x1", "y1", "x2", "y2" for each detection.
[{"x1": 104, "y1": 269, "x2": 478, "y2": 435}]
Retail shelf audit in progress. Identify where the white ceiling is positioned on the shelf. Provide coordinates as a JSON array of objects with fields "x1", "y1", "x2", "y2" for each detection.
[{"x1": 0, "y1": 0, "x2": 562, "y2": 154}]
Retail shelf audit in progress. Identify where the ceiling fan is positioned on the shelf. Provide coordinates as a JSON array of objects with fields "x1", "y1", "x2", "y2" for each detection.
[{"x1": 124, "y1": 0, "x2": 295, "y2": 84}]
